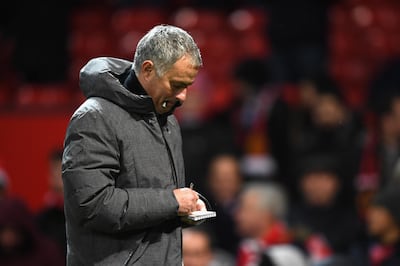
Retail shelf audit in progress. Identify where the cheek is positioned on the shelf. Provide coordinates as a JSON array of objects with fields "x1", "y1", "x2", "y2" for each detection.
[
  {"x1": 367, "y1": 208, "x2": 392, "y2": 233},
  {"x1": 148, "y1": 77, "x2": 170, "y2": 97}
]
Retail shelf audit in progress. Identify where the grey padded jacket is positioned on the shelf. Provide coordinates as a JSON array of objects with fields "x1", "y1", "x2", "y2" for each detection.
[{"x1": 62, "y1": 57, "x2": 185, "y2": 266}]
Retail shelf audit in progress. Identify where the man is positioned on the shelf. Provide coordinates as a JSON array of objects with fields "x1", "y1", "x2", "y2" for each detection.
[
  {"x1": 182, "y1": 227, "x2": 235, "y2": 266},
  {"x1": 289, "y1": 154, "x2": 360, "y2": 264},
  {"x1": 37, "y1": 149, "x2": 66, "y2": 259},
  {"x1": 0, "y1": 197, "x2": 64, "y2": 266},
  {"x1": 365, "y1": 183, "x2": 400, "y2": 265},
  {"x1": 234, "y1": 183, "x2": 292, "y2": 266},
  {"x1": 207, "y1": 154, "x2": 242, "y2": 255},
  {"x1": 183, "y1": 228, "x2": 213, "y2": 266},
  {"x1": 62, "y1": 25, "x2": 204, "y2": 265}
]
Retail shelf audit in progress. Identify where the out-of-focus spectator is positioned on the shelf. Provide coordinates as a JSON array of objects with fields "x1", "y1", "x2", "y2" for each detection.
[
  {"x1": 183, "y1": 227, "x2": 235, "y2": 266},
  {"x1": 268, "y1": 79, "x2": 317, "y2": 194},
  {"x1": 296, "y1": 77, "x2": 363, "y2": 184},
  {"x1": 364, "y1": 184, "x2": 400, "y2": 266},
  {"x1": 377, "y1": 95, "x2": 400, "y2": 187},
  {"x1": 42, "y1": 149, "x2": 64, "y2": 207},
  {"x1": 269, "y1": 75, "x2": 363, "y2": 201},
  {"x1": 289, "y1": 154, "x2": 360, "y2": 265},
  {"x1": 0, "y1": 197, "x2": 64, "y2": 266},
  {"x1": 259, "y1": 244, "x2": 309, "y2": 266},
  {"x1": 299, "y1": 77, "x2": 362, "y2": 200},
  {"x1": 235, "y1": 183, "x2": 293, "y2": 266},
  {"x1": 0, "y1": 168, "x2": 9, "y2": 199},
  {"x1": 177, "y1": 72, "x2": 236, "y2": 193},
  {"x1": 36, "y1": 149, "x2": 66, "y2": 258},
  {"x1": 207, "y1": 154, "x2": 242, "y2": 255},
  {"x1": 230, "y1": 58, "x2": 280, "y2": 180}
]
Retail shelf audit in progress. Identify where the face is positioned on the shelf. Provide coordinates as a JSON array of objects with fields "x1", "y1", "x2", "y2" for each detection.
[
  {"x1": 299, "y1": 80, "x2": 318, "y2": 108},
  {"x1": 312, "y1": 94, "x2": 345, "y2": 128},
  {"x1": 0, "y1": 226, "x2": 22, "y2": 252},
  {"x1": 390, "y1": 97, "x2": 400, "y2": 134},
  {"x1": 183, "y1": 231, "x2": 213, "y2": 266},
  {"x1": 301, "y1": 172, "x2": 339, "y2": 207},
  {"x1": 381, "y1": 113, "x2": 398, "y2": 140},
  {"x1": 209, "y1": 156, "x2": 242, "y2": 205},
  {"x1": 139, "y1": 55, "x2": 199, "y2": 114},
  {"x1": 366, "y1": 206, "x2": 397, "y2": 237},
  {"x1": 235, "y1": 192, "x2": 271, "y2": 238}
]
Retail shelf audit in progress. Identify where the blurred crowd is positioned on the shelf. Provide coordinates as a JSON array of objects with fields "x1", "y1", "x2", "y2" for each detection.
[{"x1": 2, "y1": 0, "x2": 400, "y2": 265}]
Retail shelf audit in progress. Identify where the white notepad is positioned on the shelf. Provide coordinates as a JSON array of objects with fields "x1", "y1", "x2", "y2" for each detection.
[{"x1": 186, "y1": 211, "x2": 217, "y2": 221}]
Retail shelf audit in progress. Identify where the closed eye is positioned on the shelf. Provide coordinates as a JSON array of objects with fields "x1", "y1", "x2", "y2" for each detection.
[{"x1": 170, "y1": 81, "x2": 192, "y2": 91}]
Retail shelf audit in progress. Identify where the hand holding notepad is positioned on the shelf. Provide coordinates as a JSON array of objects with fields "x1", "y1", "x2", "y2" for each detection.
[{"x1": 181, "y1": 182, "x2": 216, "y2": 225}]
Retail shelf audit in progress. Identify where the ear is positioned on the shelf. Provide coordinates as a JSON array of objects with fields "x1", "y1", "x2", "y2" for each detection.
[{"x1": 141, "y1": 60, "x2": 155, "y2": 80}]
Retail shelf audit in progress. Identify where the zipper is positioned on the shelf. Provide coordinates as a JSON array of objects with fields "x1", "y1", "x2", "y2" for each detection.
[
  {"x1": 123, "y1": 116, "x2": 178, "y2": 266},
  {"x1": 123, "y1": 249, "x2": 135, "y2": 266},
  {"x1": 157, "y1": 116, "x2": 178, "y2": 188}
]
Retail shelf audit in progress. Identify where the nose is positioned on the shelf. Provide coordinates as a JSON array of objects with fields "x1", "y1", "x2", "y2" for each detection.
[{"x1": 176, "y1": 88, "x2": 187, "y2": 103}]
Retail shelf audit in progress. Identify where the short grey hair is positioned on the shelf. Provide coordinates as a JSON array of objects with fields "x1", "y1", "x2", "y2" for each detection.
[
  {"x1": 133, "y1": 25, "x2": 202, "y2": 76},
  {"x1": 242, "y1": 182, "x2": 288, "y2": 219}
]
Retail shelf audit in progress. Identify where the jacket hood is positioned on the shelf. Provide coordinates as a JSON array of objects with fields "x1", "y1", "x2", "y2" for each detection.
[{"x1": 79, "y1": 57, "x2": 155, "y2": 114}]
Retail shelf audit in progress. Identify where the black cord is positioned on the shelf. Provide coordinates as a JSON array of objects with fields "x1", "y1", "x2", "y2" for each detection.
[{"x1": 196, "y1": 191, "x2": 213, "y2": 211}]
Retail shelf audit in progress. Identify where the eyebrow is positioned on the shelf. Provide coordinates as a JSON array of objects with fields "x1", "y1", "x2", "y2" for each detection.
[{"x1": 170, "y1": 81, "x2": 193, "y2": 87}]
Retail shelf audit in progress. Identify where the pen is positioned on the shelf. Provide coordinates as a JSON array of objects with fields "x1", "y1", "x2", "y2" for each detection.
[{"x1": 189, "y1": 182, "x2": 194, "y2": 190}]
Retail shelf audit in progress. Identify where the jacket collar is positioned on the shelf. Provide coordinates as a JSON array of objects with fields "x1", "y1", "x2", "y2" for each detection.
[
  {"x1": 123, "y1": 70, "x2": 148, "y2": 97},
  {"x1": 80, "y1": 57, "x2": 155, "y2": 115}
]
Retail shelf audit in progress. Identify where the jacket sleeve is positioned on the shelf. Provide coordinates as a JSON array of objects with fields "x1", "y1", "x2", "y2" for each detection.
[{"x1": 62, "y1": 107, "x2": 179, "y2": 233}]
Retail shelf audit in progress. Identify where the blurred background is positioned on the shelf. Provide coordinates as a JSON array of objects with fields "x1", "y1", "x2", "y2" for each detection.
[{"x1": 2, "y1": 0, "x2": 400, "y2": 265}]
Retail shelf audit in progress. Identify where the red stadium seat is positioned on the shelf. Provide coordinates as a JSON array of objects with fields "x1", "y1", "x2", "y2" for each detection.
[
  {"x1": 111, "y1": 8, "x2": 166, "y2": 36},
  {"x1": 208, "y1": 80, "x2": 235, "y2": 113},
  {"x1": 351, "y1": 5, "x2": 374, "y2": 28},
  {"x1": 69, "y1": 30, "x2": 114, "y2": 60},
  {"x1": 170, "y1": 8, "x2": 227, "y2": 34},
  {"x1": 389, "y1": 34, "x2": 400, "y2": 55},
  {"x1": 200, "y1": 33, "x2": 237, "y2": 81},
  {"x1": 237, "y1": 32, "x2": 269, "y2": 59},
  {"x1": 16, "y1": 84, "x2": 73, "y2": 109},
  {"x1": 114, "y1": 30, "x2": 143, "y2": 60},
  {"x1": 329, "y1": 6, "x2": 351, "y2": 28},
  {"x1": 364, "y1": 27, "x2": 392, "y2": 59},
  {"x1": 228, "y1": 8, "x2": 267, "y2": 34},
  {"x1": 330, "y1": 57, "x2": 372, "y2": 86},
  {"x1": 339, "y1": 83, "x2": 367, "y2": 110},
  {"x1": 374, "y1": 6, "x2": 399, "y2": 31},
  {"x1": 71, "y1": 8, "x2": 111, "y2": 33},
  {"x1": 329, "y1": 30, "x2": 360, "y2": 58}
]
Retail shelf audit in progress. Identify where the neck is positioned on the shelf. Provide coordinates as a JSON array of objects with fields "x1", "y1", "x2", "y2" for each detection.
[
  {"x1": 381, "y1": 226, "x2": 400, "y2": 245},
  {"x1": 124, "y1": 71, "x2": 148, "y2": 96}
]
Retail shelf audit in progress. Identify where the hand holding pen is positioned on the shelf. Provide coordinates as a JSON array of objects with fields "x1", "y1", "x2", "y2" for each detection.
[{"x1": 173, "y1": 182, "x2": 204, "y2": 216}]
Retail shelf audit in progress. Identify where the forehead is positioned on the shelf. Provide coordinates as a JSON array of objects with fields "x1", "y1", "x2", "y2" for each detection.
[
  {"x1": 183, "y1": 231, "x2": 209, "y2": 247},
  {"x1": 164, "y1": 55, "x2": 199, "y2": 82},
  {"x1": 241, "y1": 191, "x2": 260, "y2": 205}
]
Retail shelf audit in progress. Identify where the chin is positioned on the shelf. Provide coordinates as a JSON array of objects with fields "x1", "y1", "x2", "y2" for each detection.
[{"x1": 237, "y1": 227, "x2": 253, "y2": 238}]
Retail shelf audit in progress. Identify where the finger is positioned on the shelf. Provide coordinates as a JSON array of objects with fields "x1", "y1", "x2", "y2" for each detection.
[
  {"x1": 192, "y1": 192, "x2": 199, "y2": 202},
  {"x1": 192, "y1": 190, "x2": 199, "y2": 200},
  {"x1": 189, "y1": 202, "x2": 197, "y2": 212},
  {"x1": 196, "y1": 199, "x2": 206, "y2": 211}
]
